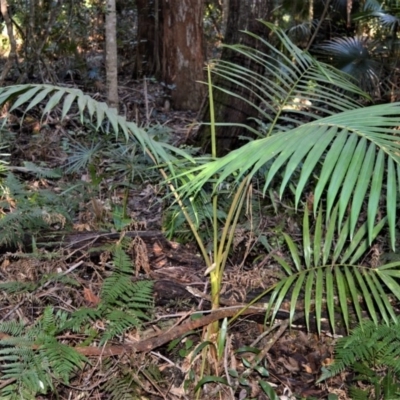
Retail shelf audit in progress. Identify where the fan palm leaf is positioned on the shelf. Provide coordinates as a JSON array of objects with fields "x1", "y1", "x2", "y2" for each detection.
[{"x1": 316, "y1": 37, "x2": 380, "y2": 92}]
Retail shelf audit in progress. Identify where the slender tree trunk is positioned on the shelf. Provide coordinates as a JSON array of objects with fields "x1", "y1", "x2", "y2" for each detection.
[
  {"x1": 106, "y1": 0, "x2": 119, "y2": 110},
  {"x1": 161, "y1": 0, "x2": 205, "y2": 110},
  {"x1": 0, "y1": 0, "x2": 19, "y2": 85},
  {"x1": 194, "y1": 0, "x2": 272, "y2": 155}
]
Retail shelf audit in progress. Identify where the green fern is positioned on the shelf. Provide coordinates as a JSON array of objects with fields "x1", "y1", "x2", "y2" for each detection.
[
  {"x1": 0, "y1": 172, "x2": 71, "y2": 247},
  {"x1": 102, "y1": 369, "x2": 143, "y2": 400},
  {"x1": 319, "y1": 319, "x2": 400, "y2": 399},
  {"x1": 0, "y1": 307, "x2": 88, "y2": 398},
  {"x1": 65, "y1": 246, "x2": 153, "y2": 344},
  {"x1": 98, "y1": 247, "x2": 153, "y2": 343}
]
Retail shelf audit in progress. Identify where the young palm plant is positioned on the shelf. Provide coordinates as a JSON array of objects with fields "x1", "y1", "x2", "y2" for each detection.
[
  {"x1": 177, "y1": 21, "x2": 400, "y2": 332},
  {"x1": 1, "y1": 22, "x2": 400, "y2": 375}
]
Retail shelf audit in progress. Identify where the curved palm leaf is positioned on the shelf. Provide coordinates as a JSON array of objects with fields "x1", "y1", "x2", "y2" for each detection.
[
  {"x1": 0, "y1": 84, "x2": 192, "y2": 167},
  {"x1": 270, "y1": 207, "x2": 400, "y2": 333},
  {"x1": 181, "y1": 101, "x2": 400, "y2": 248},
  {"x1": 210, "y1": 21, "x2": 368, "y2": 137}
]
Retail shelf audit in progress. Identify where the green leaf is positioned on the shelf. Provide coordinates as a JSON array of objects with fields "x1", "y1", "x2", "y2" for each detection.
[
  {"x1": 350, "y1": 142, "x2": 375, "y2": 238},
  {"x1": 43, "y1": 90, "x2": 65, "y2": 115},
  {"x1": 335, "y1": 268, "x2": 349, "y2": 332},
  {"x1": 26, "y1": 86, "x2": 54, "y2": 112},
  {"x1": 344, "y1": 266, "x2": 363, "y2": 325},
  {"x1": 313, "y1": 208, "x2": 323, "y2": 267},
  {"x1": 259, "y1": 380, "x2": 279, "y2": 399},
  {"x1": 315, "y1": 267, "x2": 324, "y2": 334},
  {"x1": 353, "y1": 268, "x2": 378, "y2": 325},
  {"x1": 367, "y1": 148, "x2": 384, "y2": 243},
  {"x1": 304, "y1": 270, "x2": 315, "y2": 331},
  {"x1": 386, "y1": 158, "x2": 397, "y2": 250},
  {"x1": 323, "y1": 205, "x2": 338, "y2": 265},
  {"x1": 9, "y1": 86, "x2": 42, "y2": 111},
  {"x1": 303, "y1": 207, "x2": 311, "y2": 269},
  {"x1": 313, "y1": 128, "x2": 346, "y2": 211},
  {"x1": 194, "y1": 376, "x2": 229, "y2": 392},
  {"x1": 326, "y1": 134, "x2": 358, "y2": 217},
  {"x1": 61, "y1": 93, "x2": 77, "y2": 119},
  {"x1": 289, "y1": 272, "x2": 306, "y2": 326},
  {"x1": 325, "y1": 267, "x2": 335, "y2": 332}
]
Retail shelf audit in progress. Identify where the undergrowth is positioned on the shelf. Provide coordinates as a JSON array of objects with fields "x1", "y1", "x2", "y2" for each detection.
[
  {"x1": 0, "y1": 245, "x2": 154, "y2": 398},
  {"x1": 320, "y1": 319, "x2": 400, "y2": 399}
]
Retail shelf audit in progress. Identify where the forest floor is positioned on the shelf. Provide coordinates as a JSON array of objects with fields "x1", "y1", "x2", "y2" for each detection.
[{"x1": 0, "y1": 78, "x2": 353, "y2": 399}]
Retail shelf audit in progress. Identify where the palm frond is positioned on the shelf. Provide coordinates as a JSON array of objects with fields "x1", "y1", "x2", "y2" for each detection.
[
  {"x1": 0, "y1": 84, "x2": 192, "y2": 168},
  {"x1": 210, "y1": 21, "x2": 368, "y2": 137},
  {"x1": 269, "y1": 207, "x2": 400, "y2": 333},
  {"x1": 181, "y1": 102, "x2": 400, "y2": 248}
]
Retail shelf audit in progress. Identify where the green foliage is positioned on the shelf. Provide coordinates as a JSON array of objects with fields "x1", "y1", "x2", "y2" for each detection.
[
  {"x1": 0, "y1": 307, "x2": 88, "y2": 398},
  {"x1": 181, "y1": 24, "x2": 400, "y2": 250},
  {"x1": 0, "y1": 246, "x2": 154, "y2": 398},
  {"x1": 269, "y1": 207, "x2": 400, "y2": 333},
  {"x1": 0, "y1": 84, "x2": 191, "y2": 167},
  {"x1": 67, "y1": 246, "x2": 153, "y2": 344},
  {"x1": 98, "y1": 246, "x2": 153, "y2": 343},
  {"x1": 102, "y1": 370, "x2": 142, "y2": 400},
  {"x1": 319, "y1": 319, "x2": 400, "y2": 399},
  {"x1": 0, "y1": 172, "x2": 71, "y2": 247},
  {"x1": 211, "y1": 21, "x2": 367, "y2": 138}
]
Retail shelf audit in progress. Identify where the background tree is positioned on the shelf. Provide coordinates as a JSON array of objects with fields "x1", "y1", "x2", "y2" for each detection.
[
  {"x1": 133, "y1": 0, "x2": 159, "y2": 79},
  {"x1": 160, "y1": 0, "x2": 205, "y2": 110},
  {"x1": 0, "y1": 0, "x2": 18, "y2": 85},
  {"x1": 105, "y1": 0, "x2": 119, "y2": 109},
  {"x1": 134, "y1": 0, "x2": 205, "y2": 110}
]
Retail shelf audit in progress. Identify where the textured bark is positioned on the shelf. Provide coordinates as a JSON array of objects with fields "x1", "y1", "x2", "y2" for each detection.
[
  {"x1": 161, "y1": 0, "x2": 205, "y2": 110},
  {"x1": 105, "y1": 0, "x2": 119, "y2": 109},
  {"x1": 195, "y1": 0, "x2": 272, "y2": 156},
  {"x1": 134, "y1": 0, "x2": 160, "y2": 78}
]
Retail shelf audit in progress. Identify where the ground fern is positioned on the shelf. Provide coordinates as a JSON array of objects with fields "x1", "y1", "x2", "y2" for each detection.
[{"x1": 319, "y1": 319, "x2": 400, "y2": 399}]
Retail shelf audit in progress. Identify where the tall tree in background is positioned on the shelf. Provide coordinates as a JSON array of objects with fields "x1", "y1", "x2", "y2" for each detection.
[
  {"x1": 0, "y1": 0, "x2": 18, "y2": 85},
  {"x1": 135, "y1": 0, "x2": 205, "y2": 111},
  {"x1": 195, "y1": 0, "x2": 272, "y2": 155},
  {"x1": 134, "y1": 0, "x2": 159, "y2": 79},
  {"x1": 106, "y1": 0, "x2": 119, "y2": 109}
]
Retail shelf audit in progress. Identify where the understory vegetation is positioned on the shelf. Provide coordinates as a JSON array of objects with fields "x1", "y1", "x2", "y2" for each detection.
[{"x1": 3, "y1": 2, "x2": 400, "y2": 399}]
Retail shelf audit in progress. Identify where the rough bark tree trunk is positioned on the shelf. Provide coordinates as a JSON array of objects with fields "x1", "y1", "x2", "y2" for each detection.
[
  {"x1": 161, "y1": 0, "x2": 205, "y2": 110},
  {"x1": 105, "y1": 0, "x2": 119, "y2": 110},
  {"x1": 194, "y1": 0, "x2": 272, "y2": 156},
  {"x1": 134, "y1": 0, "x2": 159, "y2": 79}
]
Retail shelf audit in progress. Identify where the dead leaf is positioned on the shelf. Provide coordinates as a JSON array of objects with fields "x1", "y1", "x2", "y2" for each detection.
[{"x1": 83, "y1": 287, "x2": 100, "y2": 306}]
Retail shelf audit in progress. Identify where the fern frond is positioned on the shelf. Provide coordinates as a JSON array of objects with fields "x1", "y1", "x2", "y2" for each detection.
[
  {"x1": 102, "y1": 371, "x2": 141, "y2": 400},
  {"x1": 321, "y1": 318, "x2": 400, "y2": 379},
  {"x1": 0, "y1": 307, "x2": 88, "y2": 397}
]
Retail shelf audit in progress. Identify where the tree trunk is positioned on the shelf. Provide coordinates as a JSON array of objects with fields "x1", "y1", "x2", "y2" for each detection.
[
  {"x1": 160, "y1": 0, "x2": 205, "y2": 110},
  {"x1": 134, "y1": 0, "x2": 159, "y2": 79},
  {"x1": 105, "y1": 0, "x2": 119, "y2": 110},
  {"x1": 0, "y1": 0, "x2": 19, "y2": 85},
  {"x1": 194, "y1": 0, "x2": 272, "y2": 156}
]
